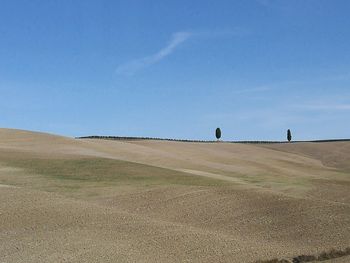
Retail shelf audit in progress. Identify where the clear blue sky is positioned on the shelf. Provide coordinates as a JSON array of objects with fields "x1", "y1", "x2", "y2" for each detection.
[{"x1": 1, "y1": 0, "x2": 349, "y2": 140}]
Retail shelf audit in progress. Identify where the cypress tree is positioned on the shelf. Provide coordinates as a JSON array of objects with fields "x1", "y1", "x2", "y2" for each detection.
[
  {"x1": 216, "y1": 128, "x2": 221, "y2": 141},
  {"x1": 287, "y1": 129, "x2": 292, "y2": 142}
]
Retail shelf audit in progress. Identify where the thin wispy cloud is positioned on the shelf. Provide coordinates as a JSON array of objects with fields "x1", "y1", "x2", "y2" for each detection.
[
  {"x1": 116, "y1": 32, "x2": 191, "y2": 76},
  {"x1": 115, "y1": 28, "x2": 248, "y2": 76},
  {"x1": 323, "y1": 72, "x2": 350, "y2": 81},
  {"x1": 293, "y1": 103, "x2": 350, "y2": 111},
  {"x1": 232, "y1": 86, "x2": 272, "y2": 95}
]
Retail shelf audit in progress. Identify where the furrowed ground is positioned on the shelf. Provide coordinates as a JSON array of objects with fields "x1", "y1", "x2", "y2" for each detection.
[{"x1": 0, "y1": 128, "x2": 349, "y2": 262}]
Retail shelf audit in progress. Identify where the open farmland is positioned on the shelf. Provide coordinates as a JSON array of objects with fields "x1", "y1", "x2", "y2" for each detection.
[{"x1": 0, "y1": 128, "x2": 349, "y2": 262}]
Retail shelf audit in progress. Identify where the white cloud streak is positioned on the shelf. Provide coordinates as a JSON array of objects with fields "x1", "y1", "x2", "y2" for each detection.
[
  {"x1": 231, "y1": 86, "x2": 272, "y2": 95},
  {"x1": 115, "y1": 32, "x2": 192, "y2": 76},
  {"x1": 294, "y1": 104, "x2": 350, "y2": 111}
]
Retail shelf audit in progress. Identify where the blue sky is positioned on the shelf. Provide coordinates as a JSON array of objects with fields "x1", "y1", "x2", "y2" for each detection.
[{"x1": 1, "y1": 0, "x2": 350, "y2": 140}]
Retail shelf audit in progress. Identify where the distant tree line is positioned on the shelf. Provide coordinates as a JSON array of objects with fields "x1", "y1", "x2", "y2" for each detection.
[
  {"x1": 76, "y1": 134, "x2": 350, "y2": 144},
  {"x1": 76, "y1": 135, "x2": 218, "y2": 143}
]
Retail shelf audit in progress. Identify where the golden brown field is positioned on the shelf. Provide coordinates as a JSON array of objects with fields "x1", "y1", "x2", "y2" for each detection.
[{"x1": 0, "y1": 128, "x2": 349, "y2": 262}]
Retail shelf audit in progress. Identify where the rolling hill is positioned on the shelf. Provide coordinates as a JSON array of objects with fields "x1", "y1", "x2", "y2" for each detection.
[{"x1": 0, "y1": 128, "x2": 349, "y2": 262}]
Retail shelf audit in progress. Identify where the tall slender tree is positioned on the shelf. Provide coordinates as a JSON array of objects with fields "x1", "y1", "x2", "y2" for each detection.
[
  {"x1": 287, "y1": 129, "x2": 292, "y2": 142},
  {"x1": 216, "y1": 128, "x2": 221, "y2": 141}
]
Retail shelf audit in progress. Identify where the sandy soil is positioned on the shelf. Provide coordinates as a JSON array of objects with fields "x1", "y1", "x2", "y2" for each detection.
[{"x1": 0, "y1": 128, "x2": 349, "y2": 262}]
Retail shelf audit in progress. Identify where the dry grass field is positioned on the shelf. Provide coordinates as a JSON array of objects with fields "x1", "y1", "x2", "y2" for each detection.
[{"x1": 0, "y1": 128, "x2": 349, "y2": 262}]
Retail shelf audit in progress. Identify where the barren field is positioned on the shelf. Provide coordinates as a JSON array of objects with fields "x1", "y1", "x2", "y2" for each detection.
[{"x1": 0, "y1": 128, "x2": 349, "y2": 262}]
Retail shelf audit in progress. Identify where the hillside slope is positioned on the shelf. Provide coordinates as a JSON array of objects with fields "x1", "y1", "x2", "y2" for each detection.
[{"x1": 0, "y1": 129, "x2": 349, "y2": 263}]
